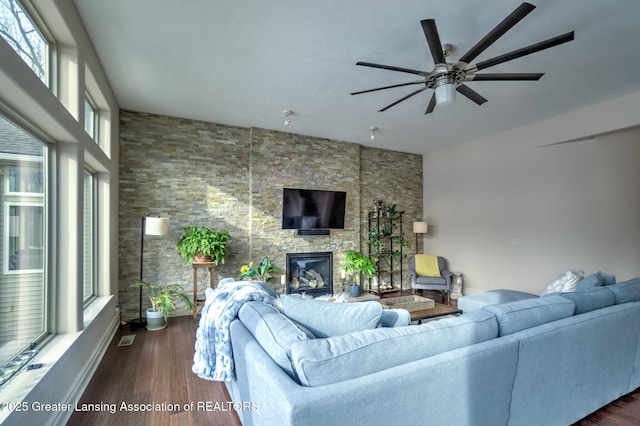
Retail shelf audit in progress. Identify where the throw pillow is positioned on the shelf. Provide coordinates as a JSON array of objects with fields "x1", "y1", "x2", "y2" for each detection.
[
  {"x1": 541, "y1": 269, "x2": 584, "y2": 295},
  {"x1": 575, "y1": 272, "x2": 604, "y2": 292},
  {"x1": 280, "y1": 295, "x2": 382, "y2": 337},
  {"x1": 414, "y1": 254, "x2": 441, "y2": 277},
  {"x1": 599, "y1": 271, "x2": 617, "y2": 286}
]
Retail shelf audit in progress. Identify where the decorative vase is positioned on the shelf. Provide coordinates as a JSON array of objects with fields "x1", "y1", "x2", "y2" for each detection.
[
  {"x1": 451, "y1": 272, "x2": 463, "y2": 299},
  {"x1": 349, "y1": 285, "x2": 360, "y2": 297},
  {"x1": 146, "y1": 308, "x2": 167, "y2": 331}
]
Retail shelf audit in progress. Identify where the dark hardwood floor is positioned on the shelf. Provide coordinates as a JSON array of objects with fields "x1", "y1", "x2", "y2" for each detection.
[
  {"x1": 67, "y1": 316, "x2": 240, "y2": 426},
  {"x1": 68, "y1": 293, "x2": 640, "y2": 425}
]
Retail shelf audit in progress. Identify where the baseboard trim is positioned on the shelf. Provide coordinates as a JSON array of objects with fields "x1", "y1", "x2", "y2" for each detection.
[{"x1": 53, "y1": 310, "x2": 119, "y2": 425}]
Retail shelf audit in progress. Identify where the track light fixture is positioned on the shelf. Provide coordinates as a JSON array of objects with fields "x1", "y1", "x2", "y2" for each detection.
[{"x1": 283, "y1": 110, "x2": 293, "y2": 126}]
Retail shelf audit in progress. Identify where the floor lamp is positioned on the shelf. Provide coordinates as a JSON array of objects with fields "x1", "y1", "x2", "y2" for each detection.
[
  {"x1": 413, "y1": 221, "x2": 428, "y2": 254},
  {"x1": 130, "y1": 213, "x2": 169, "y2": 330}
]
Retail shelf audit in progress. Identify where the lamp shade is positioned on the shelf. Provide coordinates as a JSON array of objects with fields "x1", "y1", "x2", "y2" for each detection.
[
  {"x1": 145, "y1": 217, "x2": 169, "y2": 236},
  {"x1": 413, "y1": 221, "x2": 428, "y2": 234}
]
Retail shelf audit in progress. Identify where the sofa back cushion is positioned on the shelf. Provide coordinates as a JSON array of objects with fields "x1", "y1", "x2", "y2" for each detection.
[
  {"x1": 238, "y1": 302, "x2": 311, "y2": 378},
  {"x1": 606, "y1": 277, "x2": 640, "y2": 304},
  {"x1": 482, "y1": 295, "x2": 575, "y2": 336},
  {"x1": 290, "y1": 310, "x2": 498, "y2": 386},
  {"x1": 554, "y1": 287, "x2": 615, "y2": 314},
  {"x1": 280, "y1": 295, "x2": 382, "y2": 337}
]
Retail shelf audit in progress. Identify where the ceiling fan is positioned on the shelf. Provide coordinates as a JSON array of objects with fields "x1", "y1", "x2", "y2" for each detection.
[{"x1": 351, "y1": 2, "x2": 574, "y2": 114}]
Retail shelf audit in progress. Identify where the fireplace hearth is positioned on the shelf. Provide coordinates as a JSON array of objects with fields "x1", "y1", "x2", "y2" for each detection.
[{"x1": 286, "y1": 252, "x2": 333, "y2": 296}]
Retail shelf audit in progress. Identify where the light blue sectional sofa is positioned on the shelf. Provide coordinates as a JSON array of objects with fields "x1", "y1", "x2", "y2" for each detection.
[{"x1": 225, "y1": 276, "x2": 640, "y2": 426}]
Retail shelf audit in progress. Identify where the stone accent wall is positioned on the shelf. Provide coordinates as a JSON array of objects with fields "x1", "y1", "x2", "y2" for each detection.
[{"x1": 119, "y1": 110, "x2": 423, "y2": 319}]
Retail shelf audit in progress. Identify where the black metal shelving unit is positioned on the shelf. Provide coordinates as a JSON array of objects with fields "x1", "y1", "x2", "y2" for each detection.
[{"x1": 367, "y1": 210, "x2": 404, "y2": 296}]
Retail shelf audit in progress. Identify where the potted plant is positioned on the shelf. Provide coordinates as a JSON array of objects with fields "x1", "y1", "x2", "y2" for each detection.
[
  {"x1": 130, "y1": 281, "x2": 194, "y2": 330},
  {"x1": 238, "y1": 256, "x2": 281, "y2": 283},
  {"x1": 176, "y1": 225, "x2": 232, "y2": 264},
  {"x1": 343, "y1": 250, "x2": 376, "y2": 297}
]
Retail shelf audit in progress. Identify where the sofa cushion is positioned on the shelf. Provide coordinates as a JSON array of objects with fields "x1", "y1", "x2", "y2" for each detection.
[
  {"x1": 238, "y1": 302, "x2": 311, "y2": 378},
  {"x1": 457, "y1": 289, "x2": 538, "y2": 312},
  {"x1": 482, "y1": 295, "x2": 575, "y2": 336},
  {"x1": 280, "y1": 295, "x2": 382, "y2": 337},
  {"x1": 606, "y1": 277, "x2": 640, "y2": 304},
  {"x1": 553, "y1": 287, "x2": 615, "y2": 314},
  {"x1": 290, "y1": 310, "x2": 498, "y2": 386},
  {"x1": 574, "y1": 272, "x2": 604, "y2": 291}
]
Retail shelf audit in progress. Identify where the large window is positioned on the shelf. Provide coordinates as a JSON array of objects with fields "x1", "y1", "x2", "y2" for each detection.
[
  {"x1": 0, "y1": 114, "x2": 47, "y2": 381},
  {"x1": 0, "y1": 0, "x2": 49, "y2": 84}
]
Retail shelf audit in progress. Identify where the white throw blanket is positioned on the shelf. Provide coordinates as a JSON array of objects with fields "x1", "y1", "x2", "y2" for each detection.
[{"x1": 192, "y1": 280, "x2": 277, "y2": 381}]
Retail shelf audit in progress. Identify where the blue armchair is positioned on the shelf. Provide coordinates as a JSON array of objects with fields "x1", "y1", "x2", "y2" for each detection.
[{"x1": 408, "y1": 255, "x2": 453, "y2": 304}]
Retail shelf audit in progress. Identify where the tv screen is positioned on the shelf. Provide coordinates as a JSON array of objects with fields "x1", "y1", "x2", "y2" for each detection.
[{"x1": 282, "y1": 188, "x2": 346, "y2": 230}]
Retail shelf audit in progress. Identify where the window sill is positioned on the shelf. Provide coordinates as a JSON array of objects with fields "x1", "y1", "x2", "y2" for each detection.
[{"x1": 0, "y1": 295, "x2": 118, "y2": 424}]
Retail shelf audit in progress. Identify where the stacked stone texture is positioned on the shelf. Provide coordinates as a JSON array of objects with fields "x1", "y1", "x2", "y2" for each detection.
[{"x1": 119, "y1": 110, "x2": 423, "y2": 318}]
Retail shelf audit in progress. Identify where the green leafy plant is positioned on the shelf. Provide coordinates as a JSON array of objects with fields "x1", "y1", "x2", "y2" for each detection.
[
  {"x1": 343, "y1": 250, "x2": 376, "y2": 284},
  {"x1": 176, "y1": 225, "x2": 232, "y2": 264},
  {"x1": 131, "y1": 281, "x2": 193, "y2": 319},
  {"x1": 238, "y1": 256, "x2": 281, "y2": 282}
]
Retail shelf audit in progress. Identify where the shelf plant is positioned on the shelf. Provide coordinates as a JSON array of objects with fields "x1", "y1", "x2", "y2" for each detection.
[{"x1": 176, "y1": 225, "x2": 232, "y2": 264}]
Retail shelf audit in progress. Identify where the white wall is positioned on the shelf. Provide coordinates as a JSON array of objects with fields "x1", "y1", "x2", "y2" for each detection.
[{"x1": 424, "y1": 91, "x2": 640, "y2": 295}]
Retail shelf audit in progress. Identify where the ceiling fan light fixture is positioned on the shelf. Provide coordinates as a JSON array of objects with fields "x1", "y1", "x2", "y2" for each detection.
[{"x1": 435, "y1": 75, "x2": 456, "y2": 107}]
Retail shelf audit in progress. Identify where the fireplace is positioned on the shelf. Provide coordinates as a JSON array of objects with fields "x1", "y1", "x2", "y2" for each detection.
[{"x1": 286, "y1": 252, "x2": 333, "y2": 296}]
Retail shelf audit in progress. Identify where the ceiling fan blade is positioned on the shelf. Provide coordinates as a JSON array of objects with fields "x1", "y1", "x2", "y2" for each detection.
[
  {"x1": 356, "y1": 61, "x2": 425, "y2": 76},
  {"x1": 425, "y1": 93, "x2": 437, "y2": 114},
  {"x1": 351, "y1": 80, "x2": 425, "y2": 95},
  {"x1": 421, "y1": 19, "x2": 447, "y2": 65},
  {"x1": 456, "y1": 84, "x2": 488, "y2": 105},
  {"x1": 471, "y1": 73, "x2": 544, "y2": 81},
  {"x1": 458, "y1": 2, "x2": 536, "y2": 65},
  {"x1": 379, "y1": 87, "x2": 428, "y2": 112},
  {"x1": 475, "y1": 31, "x2": 575, "y2": 71}
]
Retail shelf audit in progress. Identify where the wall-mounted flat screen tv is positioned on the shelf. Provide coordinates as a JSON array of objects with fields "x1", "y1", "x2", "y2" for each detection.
[{"x1": 282, "y1": 188, "x2": 346, "y2": 230}]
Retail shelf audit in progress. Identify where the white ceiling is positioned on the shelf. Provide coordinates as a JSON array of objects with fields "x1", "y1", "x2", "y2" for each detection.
[{"x1": 74, "y1": 0, "x2": 640, "y2": 155}]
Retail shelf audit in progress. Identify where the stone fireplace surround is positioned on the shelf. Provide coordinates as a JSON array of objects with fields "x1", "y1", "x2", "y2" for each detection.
[{"x1": 286, "y1": 252, "x2": 333, "y2": 296}]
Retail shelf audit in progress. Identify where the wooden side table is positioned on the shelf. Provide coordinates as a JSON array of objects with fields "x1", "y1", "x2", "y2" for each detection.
[{"x1": 193, "y1": 262, "x2": 216, "y2": 319}]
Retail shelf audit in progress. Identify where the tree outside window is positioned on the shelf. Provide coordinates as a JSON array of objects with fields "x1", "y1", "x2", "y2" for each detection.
[{"x1": 0, "y1": 0, "x2": 47, "y2": 82}]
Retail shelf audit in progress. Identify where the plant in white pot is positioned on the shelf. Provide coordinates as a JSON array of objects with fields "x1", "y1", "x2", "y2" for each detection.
[
  {"x1": 343, "y1": 250, "x2": 376, "y2": 297},
  {"x1": 130, "y1": 281, "x2": 193, "y2": 330}
]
